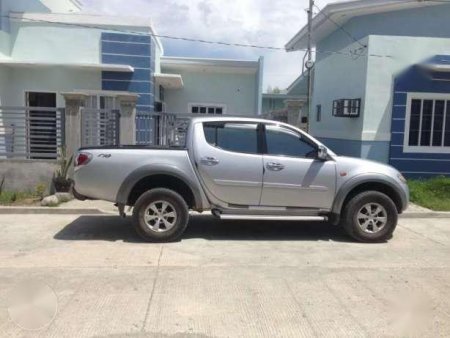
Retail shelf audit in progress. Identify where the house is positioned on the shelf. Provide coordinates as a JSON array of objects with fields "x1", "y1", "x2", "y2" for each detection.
[
  {"x1": 160, "y1": 57, "x2": 263, "y2": 116},
  {"x1": 0, "y1": 0, "x2": 263, "y2": 143},
  {"x1": 0, "y1": 0, "x2": 263, "y2": 191},
  {"x1": 285, "y1": 0, "x2": 450, "y2": 178}
]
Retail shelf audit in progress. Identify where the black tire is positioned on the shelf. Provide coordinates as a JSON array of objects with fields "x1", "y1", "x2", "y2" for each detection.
[
  {"x1": 341, "y1": 191, "x2": 398, "y2": 243},
  {"x1": 132, "y1": 188, "x2": 189, "y2": 242}
]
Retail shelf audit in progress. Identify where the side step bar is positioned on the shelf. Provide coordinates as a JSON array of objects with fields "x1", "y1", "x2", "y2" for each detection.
[{"x1": 217, "y1": 214, "x2": 327, "y2": 221}]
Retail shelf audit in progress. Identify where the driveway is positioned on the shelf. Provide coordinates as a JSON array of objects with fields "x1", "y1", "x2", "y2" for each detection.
[{"x1": 0, "y1": 214, "x2": 449, "y2": 337}]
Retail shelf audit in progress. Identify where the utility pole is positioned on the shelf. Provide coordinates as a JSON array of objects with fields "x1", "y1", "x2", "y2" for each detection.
[{"x1": 305, "y1": 0, "x2": 314, "y2": 132}]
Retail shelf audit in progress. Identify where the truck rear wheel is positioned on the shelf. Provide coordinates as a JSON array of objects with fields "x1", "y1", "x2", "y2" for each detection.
[
  {"x1": 132, "y1": 188, "x2": 189, "y2": 242},
  {"x1": 341, "y1": 191, "x2": 398, "y2": 243}
]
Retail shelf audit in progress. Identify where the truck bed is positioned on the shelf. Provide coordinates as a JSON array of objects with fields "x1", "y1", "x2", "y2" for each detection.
[{"x1": 74, "y1": 146, "x2": 193, "y2": 203}]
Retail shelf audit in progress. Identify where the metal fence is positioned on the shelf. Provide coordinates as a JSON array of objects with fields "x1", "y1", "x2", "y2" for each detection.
[
  {"x1": 136, "y1": 112, "x2": 191, "y2": 146},
  {"x1": 81, "y1": 108, "x2": 120, "y2": 147},
  {"x1": 0, "y1": 106, "x2": 202, "y2": 161},
  {"x1": 0, "y1": 106, "x2": 64, "y2": 160}
]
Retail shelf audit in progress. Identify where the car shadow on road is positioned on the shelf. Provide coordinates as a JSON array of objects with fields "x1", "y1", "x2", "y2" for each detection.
[{"x1": 54, "y1": 214, "x2": 354, "y2": 243}]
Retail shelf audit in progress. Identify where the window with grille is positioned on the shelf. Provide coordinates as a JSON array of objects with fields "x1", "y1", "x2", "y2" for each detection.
[
  {"x1": 405, "y1": 96, "x2": 450, "y2": 153},
  {"x1": 190, "y1": 104, "x2": 225, "y2": 115},
  {"x1": 332, "y1": 98, "x2": 361, "y2": 117}
]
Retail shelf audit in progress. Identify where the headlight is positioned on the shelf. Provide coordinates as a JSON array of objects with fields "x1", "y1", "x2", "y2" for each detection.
[{"x1": 397, "y1": 173, "x2": 407, "y2": 184}]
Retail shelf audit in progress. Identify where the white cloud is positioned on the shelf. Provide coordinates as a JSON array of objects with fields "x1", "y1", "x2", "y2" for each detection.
[{"x1": 81, "y1": 0, "x2": 340, "y2": 91}]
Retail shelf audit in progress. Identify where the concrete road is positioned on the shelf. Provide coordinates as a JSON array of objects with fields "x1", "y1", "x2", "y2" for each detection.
[{"x1": 0, "y1": 214, "x2": 449, "y2": 337}]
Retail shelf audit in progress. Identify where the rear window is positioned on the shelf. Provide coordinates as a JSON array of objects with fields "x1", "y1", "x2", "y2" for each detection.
[{"x1": 203, "y1": 122, "x2": 258, "y2": 154}]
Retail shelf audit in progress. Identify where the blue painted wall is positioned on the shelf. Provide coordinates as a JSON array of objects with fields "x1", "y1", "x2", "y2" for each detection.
[
  {"x1": 389, "y1": 56, "x2": 450, "y2": 178},
  {"x1": 101, "y1": 32, "x2": 156, "y2": 144},
  {"x1": 101, "y1": 32, "x2": 154, "y2": 111}
]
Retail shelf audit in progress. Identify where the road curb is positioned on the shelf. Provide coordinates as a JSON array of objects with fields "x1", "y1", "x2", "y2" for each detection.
[
  {"x1": 400, "y1": 212, "x2": 450, "y2": 219},
  {"x1": 0, "y1": 207, "x2": 112, "y2": 215}
]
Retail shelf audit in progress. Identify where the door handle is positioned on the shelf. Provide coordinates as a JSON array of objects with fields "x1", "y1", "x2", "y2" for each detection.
[
  {"x1": 200, "y1": 156, "x2": 220, "y2": 166},
  {"x1": 266, "y1": 162, "x2": 285, "y2": 171}
]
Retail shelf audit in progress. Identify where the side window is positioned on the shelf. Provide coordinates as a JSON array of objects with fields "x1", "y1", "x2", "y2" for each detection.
[
  {"x1": 265, "y1": 125, "x2": 316, "y2": 158},
  {"x1": 203, "y1": 123, "x2": 258, "y2": 154}
]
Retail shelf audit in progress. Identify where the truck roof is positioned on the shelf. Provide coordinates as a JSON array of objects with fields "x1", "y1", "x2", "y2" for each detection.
[{"x1": 189, "y1": 116, "x2": 278, "y2": 124}]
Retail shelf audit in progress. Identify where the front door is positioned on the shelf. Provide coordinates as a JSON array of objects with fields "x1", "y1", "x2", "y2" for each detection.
[
  {"x1": 26, "y1": 92, "x2": 57, "y2": 159},
  {"x1": 193, "y1": 121, "x2": 263, "y2": 205},
  {"x1": 260, "y1": 124, "x2": 336, "y2": 209}
]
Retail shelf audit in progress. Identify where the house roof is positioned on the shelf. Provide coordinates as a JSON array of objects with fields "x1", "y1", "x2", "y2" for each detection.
[
  {"x1": 286, "y1": 73, "x2": 308, "y2": 96},
  {"x1": 161, "y1": 56, "x2": 261, "y2": 74},
  {"x1": 285, "y1": 0, "x2": 441, "y2": 51},
  {"x1": 262, "y1": 93, "x2": 306, "y2": 100},
  {"x1": 0, "y1": 58, "x2": 134, "y2": 72}
]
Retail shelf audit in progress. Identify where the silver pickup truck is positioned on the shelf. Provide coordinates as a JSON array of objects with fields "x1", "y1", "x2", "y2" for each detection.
[{"x1": 73, "y1": 117, "x2": 409, "y2": 243}]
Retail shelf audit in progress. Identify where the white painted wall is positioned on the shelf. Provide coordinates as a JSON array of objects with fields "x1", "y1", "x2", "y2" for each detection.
[
  {"x1": 0, "y1": 31, "x2": 9, "y2": 58},
  {"x1": 154, "y1": 43, "x2": 163, "y2": 74},
  {"x1": 309, "y1": 38, "x2": 369, "y2": 141},
  {"x1": 162, "y1": 67, "x2": 258, "y2": 115},
  {"x1": 4, "y1": 67, "x2": 101, "y2": 107},
  {"x1": 364, "y1": 35, "x2": 450, "y2": 141},
  {"x1": 9, "y1": 22, "x2": 102, "y2": 63}
]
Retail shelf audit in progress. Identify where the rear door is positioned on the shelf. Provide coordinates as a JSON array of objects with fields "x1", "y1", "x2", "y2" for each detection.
[
  {"x1": 260, "y1": 124, "x2": 336, "y2": 209},
  {"x1": 192, "y1": 121, "x2": 263, "y2": 205}
]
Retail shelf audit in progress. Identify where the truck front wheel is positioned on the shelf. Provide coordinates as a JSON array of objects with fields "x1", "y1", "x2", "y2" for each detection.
[
  {"x1": 341, "y1": 191, "x2": 398, "y2": 242},
  {"x1": 132, "y1": 188, "x2": 189, "y2": 242}
]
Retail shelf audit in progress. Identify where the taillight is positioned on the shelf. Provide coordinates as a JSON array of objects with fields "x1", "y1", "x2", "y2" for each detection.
[{"x1": 75, "y1": 152, "x2": 92, "y2": 167}]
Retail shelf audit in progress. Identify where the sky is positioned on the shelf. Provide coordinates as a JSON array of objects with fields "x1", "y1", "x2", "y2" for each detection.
[{"x1": 80, "y1": 0, "x2": 341, "y2": 92}]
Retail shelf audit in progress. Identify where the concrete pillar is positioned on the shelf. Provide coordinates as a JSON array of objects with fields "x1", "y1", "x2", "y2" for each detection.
[
  {"x1": 116, "y1": 94, "x2": 138, "y2": 145},
  {"x1": 61, "y1": 92, "x2": 88, "y2": 158}
]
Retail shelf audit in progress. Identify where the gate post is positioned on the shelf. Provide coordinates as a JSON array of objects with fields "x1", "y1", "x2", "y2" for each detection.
[
  {"x1": 116, "y1": 94, "x2": 139, "y2": 145},
  {"x1": 61, "y1": 92, "x2": 87, "y2": 157}
]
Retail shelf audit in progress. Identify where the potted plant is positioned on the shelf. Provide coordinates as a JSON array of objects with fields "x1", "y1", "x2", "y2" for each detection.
[{"x1": 53, "y1": 147, "x2": 73, "y2": 193}]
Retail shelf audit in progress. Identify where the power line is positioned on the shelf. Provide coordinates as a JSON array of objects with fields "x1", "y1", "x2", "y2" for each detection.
[
  {"x1": 313, "y1": 3, "x2": 367, "y2": 48},
  {"x1": 1, "y1": 15, "x2": 392, "y2": 58}
]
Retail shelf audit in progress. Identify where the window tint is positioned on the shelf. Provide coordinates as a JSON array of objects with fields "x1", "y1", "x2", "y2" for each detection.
[
  {"x1": 265, "y1": 125, "x2": 316, "y2": 157},
  {"x1": 203, "y1": 123, "x2": 258, "y2": 154}
]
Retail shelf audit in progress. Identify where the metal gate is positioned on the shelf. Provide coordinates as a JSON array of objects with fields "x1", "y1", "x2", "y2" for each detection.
[
  {"x1": 136, "y1": 112, "x2": 191, "y2": 146},
  {"x1": 81, "y1": 108, "x2": 120, "y2": 147}
]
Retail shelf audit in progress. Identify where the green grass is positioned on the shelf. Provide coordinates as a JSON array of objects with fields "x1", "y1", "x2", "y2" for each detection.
[
  {"x1": 408, "y1": 176, "x2": 450, "y2": 211},
  {"x1": 0, "y1": 191, "x2": 40, "y2": 205}
]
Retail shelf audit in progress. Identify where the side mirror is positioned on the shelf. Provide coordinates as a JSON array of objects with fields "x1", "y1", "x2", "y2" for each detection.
[{"x1": 317, "y1": 146, "x2": 328, "y2": 161}]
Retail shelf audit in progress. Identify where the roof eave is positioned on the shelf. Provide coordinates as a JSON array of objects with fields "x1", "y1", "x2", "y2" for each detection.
[
  {"x1": 285, "y1": 0, "x2": 442, "y2": 51},
  {"x1": 161, "y1": 56, "x2": 259, "y2": 70}
]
